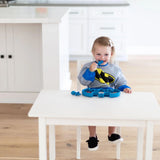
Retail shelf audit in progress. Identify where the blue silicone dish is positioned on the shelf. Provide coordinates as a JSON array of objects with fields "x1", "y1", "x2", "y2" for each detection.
[{"x1": 82, "y1": 88, "x2": 120, "y2": 98}]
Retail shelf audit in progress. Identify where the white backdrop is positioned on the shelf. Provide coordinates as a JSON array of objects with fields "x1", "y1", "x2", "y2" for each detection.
[{"x1": 127, "y1": 0, "x2": 160, "y2": 54}]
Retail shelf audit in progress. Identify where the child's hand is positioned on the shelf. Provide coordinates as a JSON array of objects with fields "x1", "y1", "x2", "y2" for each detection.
[
  {"x1": 123, "y1": 88, "x2": 132, "y2": 94},
  {"x1": 89, "y1": 62, "x2": 98, "y2": 72}
]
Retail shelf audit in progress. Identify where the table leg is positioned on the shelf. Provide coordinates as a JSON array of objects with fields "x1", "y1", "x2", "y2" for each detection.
[
  {"x1": 145, "y1": 121, "x2": 153, "y2": 160},
  {"x1": 116, "y1": 127, "x2": 121, "y2": 159},
  {"x1": 137, "y1": 127, "x2": 144, "y2": 160},
  {"x1": 116, "y1": 143, "x2": 121, "y2": 159},
  {"x1": 77, "y1": 126, "x2": 81, "y2": 159},
  {"x1": 49, "y1": 125, "x2": 56, "y2": 160},
  {"x1": 39, "y1": 118, "x2": 47, "y2": 160}
]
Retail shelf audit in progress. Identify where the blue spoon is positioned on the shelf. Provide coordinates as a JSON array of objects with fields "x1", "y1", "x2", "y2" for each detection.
[{"x1": 98, "y1": 60, "x2": 104, "y2": 65}]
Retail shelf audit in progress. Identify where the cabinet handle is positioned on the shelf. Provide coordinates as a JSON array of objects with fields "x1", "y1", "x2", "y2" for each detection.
[
  {"x1": 102, "y1": 12, "x2": 114, "y2": 15},
  {"x1": 0, "y1": 55, "x2": 5, "y2": 59},
  {"x1": 8, "y1": 55, "x2": 12, "y2": 59},
  {"x1": 100, "y1": 27, "x2": 115, "y2": 30},
  {"x1": 69, "y1": 11, "x2": 79, "y2": 15}
]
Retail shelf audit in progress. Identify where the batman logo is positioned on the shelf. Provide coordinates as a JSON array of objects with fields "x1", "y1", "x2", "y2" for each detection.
[{"x1": 95, "y1": 68, "x2": 115, "y2": 85}]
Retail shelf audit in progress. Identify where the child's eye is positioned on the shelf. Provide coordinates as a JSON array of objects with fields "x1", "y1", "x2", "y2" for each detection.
[
  {"x1": 96, "y1": 53, "x2": 101, "y2": 56},
  {"x1": 105, "y1": 54, "x2": 109, "y2": 56}
]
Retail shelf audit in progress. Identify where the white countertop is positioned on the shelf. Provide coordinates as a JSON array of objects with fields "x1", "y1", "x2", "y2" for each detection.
[
  {"x1": 0, "y1": 7, "x2": 69, "y2": 23},
  {"x1": 49, "y1": 0, "x2": 128, "y2": 3},
  {"x1": 11, "y1": 0, "x2": 130, "y2": 6}
]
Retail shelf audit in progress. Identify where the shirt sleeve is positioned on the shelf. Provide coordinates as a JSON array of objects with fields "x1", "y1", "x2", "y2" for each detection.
[
  {"x1": 78, "y1": 64, "x2": 95, "y2": 86},
  {"x1": 114, "y1": 68, "x2": 131, "y2": 91}
]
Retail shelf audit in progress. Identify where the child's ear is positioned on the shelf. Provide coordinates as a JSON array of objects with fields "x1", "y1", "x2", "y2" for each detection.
[{"x1": 92, "y1": 51, "x2": 95, "y2": 57}]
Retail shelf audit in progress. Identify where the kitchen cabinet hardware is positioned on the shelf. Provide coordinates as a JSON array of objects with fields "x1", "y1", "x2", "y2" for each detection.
[
  {"x1": 8, "y1": 55, "x2": 12, "y2": 59},
  {"x1": 0, "y1": 55, "x2": 4, "y2": 58},
  {"x1": 102, "y1": 11, "x2": 114, "y2": 15}
]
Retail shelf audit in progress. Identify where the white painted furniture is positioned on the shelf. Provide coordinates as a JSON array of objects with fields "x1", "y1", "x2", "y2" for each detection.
[
  {"x1": 0, "y1": 24, "x2": 42, "y2": 92},
  {"x1": 0, "y1": 7, "x2": 71, "y2": 103},
  {"x1": 28, "y1": 90, "x2": 160, "y2": 160},
  {"x1": 69, "y1": 6, "x2": 128, "y2": 61}
]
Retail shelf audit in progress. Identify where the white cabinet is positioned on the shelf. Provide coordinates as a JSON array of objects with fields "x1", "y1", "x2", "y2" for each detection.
[
  {"x1": 69, "y1": 6, "x2": 128, "y2": 61},
  {"x1": 69, "y1": 19, "x2": 88, "y2": 55},
  {"x1": 0, "y1": 7, "x2": 70, "y2": 103},
  {"x1": 69, "y1": 8, "x2": 88, "y2": 55},
  {"x1": 0, "y1": 24, "x2": 7, "y2": 91},
  {"x1": 0, "y1": 24, "x2": 42, "y2": 92}
]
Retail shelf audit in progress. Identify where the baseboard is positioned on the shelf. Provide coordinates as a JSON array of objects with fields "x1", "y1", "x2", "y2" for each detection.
[{"x1": 0, "y1": 92, "x2": 39, "y2": 104}]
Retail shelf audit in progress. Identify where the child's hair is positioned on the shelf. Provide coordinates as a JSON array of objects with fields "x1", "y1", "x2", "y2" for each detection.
[{"x1": 91, "y1": 36, "x2": 115, "y2": 63}]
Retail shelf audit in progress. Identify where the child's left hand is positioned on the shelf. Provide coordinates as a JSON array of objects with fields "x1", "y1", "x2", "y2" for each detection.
[{"x1": 123, "y1": 88, "x2": 132, "y2": 94}]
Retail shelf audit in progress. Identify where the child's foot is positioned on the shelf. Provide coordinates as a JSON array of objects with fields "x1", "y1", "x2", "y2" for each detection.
[
  {"x1": 86, "y1": 136, "x2": 99, "y2": 151},
  {"x1": 108, "y1": 133, "x2": 123, "y2": 144}
]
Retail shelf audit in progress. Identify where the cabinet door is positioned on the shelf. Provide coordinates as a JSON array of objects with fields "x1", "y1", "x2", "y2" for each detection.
[
  {"x1": 6, "y1": 24, "x2": 15, "y2": 91},
  {"x1": 69, "y1": 19, "x2": 88, "y2": 55},
  {"x1": 8, "y1": 24, "x2": 42, "y2": 92},
  {"x1": 0, "y1": 24, "x2": 8, "y2": 91}
]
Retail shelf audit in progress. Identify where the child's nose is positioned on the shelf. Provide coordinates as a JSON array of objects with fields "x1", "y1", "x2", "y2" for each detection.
[{"x1": 101, "y1": 55, "x2": 105, "y2": 59}]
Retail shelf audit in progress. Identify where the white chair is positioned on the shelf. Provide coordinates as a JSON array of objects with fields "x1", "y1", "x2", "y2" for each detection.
[{"x1": 76, "y1": 59, "x2": 121, "y2": 159}]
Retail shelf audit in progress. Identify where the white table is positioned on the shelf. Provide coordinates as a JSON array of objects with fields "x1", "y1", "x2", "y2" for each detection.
[{"x1": 28, "y1": 90, "x2": 160, "y2": 160}]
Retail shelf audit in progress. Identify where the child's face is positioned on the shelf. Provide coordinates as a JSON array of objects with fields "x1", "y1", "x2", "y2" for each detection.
[{"x1": 92, "y1": 44, "x2": 112, "y2": 65}]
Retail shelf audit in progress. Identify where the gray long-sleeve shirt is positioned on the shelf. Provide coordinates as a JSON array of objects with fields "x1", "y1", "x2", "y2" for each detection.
[{"x1": 78, "y1": 61, "x2": 129, "y2": 90}]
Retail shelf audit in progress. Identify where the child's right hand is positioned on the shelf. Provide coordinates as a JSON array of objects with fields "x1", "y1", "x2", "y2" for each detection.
[
  {"x1": 123, "y1": 88, "x2": 132, "y2": 93},
  {"x1": 89, "y1": 62, "x2": 98, "y2": 72}
]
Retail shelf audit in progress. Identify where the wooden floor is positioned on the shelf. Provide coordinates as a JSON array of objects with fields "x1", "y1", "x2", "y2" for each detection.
[{"x1": 0, "y1": 55, "x2": 160, "y2": 160}]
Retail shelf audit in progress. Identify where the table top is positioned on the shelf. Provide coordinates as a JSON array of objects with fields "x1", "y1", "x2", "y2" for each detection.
[{"x1": 28, "y1": 90, "x2": 160, "y2": 121}]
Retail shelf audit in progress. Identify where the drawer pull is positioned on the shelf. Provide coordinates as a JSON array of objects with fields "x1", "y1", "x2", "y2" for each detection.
[
  {"x1": 69, "y1": 11, "x2": 79, "y2": 15},
  {"x1": 100, "y1": 27, "x2": 115, "y2": 30},
  {"x1": 102, "y1": 12, "x2": 114, "y2": 15}
]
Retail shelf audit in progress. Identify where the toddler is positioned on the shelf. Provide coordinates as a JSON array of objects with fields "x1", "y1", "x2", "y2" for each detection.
[{"x1": 78, "y1": 36, "x2": 132, "y2": 151}]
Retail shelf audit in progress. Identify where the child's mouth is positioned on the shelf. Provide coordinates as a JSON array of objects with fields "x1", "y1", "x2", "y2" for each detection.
[{"x1": 98, "y1": 60, "x2": 104, "y2": 65}]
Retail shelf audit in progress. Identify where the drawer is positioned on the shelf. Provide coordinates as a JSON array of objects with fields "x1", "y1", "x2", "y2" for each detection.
[
  {"x1": 69, "y1": 7, "x2": 88, "y2": 19},
  {"x1": 88, "y1": 7, "x2": 128, "y2": 19},
  {"x1": 89, "y1": 20, "x2": 126, "y2": 36}
]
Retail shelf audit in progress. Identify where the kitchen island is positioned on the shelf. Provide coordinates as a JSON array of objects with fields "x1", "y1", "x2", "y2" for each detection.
[{"x1": 0, "y1": 7, "x2": 71, "y2": 103}]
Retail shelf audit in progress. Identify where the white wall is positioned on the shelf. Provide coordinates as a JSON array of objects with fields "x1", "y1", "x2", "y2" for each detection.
[{"x1": 127, "y1": 0, "x2": 160, "y2": 54}]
